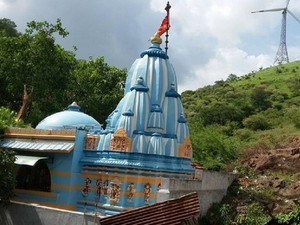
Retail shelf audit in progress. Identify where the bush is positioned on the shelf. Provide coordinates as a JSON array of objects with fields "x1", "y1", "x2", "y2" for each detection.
[
  {"x1": 0, "y1": 107, "x2": 26, "y2": 203},
  {"x1": 191, "y1": 125, "x2": 241, "y2": 170},
  {"x1": 284, "y1": 107, "x2": 300, "y2": 129},
  {"x1": 243, "y1": 114, "x2": 272, "y2": 131},
  {"x1": 236, "y1": 202, "x2": 271, "y2": 225},
  {"x1": 275, "y1": 202, "x2": 300, "y2": 225},
  {"x1": 0, "y1": 107, "x2": 27, "y2": 131},
  {"x1": 0, "y1": 148, "x2": 16, "y2": 203},
  {"x1": 204, "y1": 203, "x2": 232, "y2": 225}
]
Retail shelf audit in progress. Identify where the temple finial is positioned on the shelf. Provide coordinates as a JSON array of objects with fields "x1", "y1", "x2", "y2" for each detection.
[{"x1": 150, "y1": 2, "x2": 171, "y2": 48}]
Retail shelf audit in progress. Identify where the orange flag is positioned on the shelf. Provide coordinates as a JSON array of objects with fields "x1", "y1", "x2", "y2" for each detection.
[{"x1": 156, "y1": 15, "x2": 170, "y2": 36}]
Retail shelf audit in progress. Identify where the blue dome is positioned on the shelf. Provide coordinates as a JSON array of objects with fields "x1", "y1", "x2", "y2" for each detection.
[{"x1": 36, "y1": 102, "x2": 102, "y2": 130}]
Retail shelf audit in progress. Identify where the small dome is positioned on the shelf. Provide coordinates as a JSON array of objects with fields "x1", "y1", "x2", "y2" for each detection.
[{"x1": 36, "y1": 102, "x2": 102, "y2": 130}]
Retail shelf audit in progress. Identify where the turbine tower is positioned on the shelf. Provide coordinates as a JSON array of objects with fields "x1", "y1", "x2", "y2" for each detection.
[{"x1": 252, "y1": 0, "x2": 300, "y2": 65}]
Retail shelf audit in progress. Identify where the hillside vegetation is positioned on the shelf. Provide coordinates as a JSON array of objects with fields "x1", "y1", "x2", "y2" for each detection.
[
  {"x1": 181, "y1": 62, "x2": 300, "y2": 224},
  {"x1": 182, "y1": 61, "x2": 300, "y2": 170}
]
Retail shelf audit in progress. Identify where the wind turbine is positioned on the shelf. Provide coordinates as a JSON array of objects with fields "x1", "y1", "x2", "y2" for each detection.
[{"x1": 252, "y1": 0, "x2": 300, "y2": 65}]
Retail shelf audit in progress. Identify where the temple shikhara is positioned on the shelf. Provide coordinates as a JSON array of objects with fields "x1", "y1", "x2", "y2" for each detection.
[{"x1": 0, "y1": 4, "x2": 233, "y2": 221}]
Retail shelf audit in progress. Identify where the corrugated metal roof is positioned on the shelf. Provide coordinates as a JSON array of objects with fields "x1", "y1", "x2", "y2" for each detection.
[
  {"x1": 0, "y1": 140, "x2": 74, "y2": 153},
  {"x1": 99, "y1": 192, "x2": 200, "y2": 225}
]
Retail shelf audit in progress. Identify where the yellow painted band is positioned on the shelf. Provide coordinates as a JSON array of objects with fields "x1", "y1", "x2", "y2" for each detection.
[
  {"x1": 14, "y1": 189, "x2": 57, "y2": 198},
  {"x1": 50, "y1": 171, "x2": 72, "y2": 177}
]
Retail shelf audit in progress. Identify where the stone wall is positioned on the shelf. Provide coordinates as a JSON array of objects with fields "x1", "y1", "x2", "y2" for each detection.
[
  {"x1": 0, "y1": 201, "x2": 100, "y2": 225},
  {"x1": 158, "y1": 170, "x2": 235, "y2": 216}
]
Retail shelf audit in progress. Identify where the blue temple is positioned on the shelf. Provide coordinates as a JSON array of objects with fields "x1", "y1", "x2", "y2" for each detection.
[{"x1": 0, "y1": 37, "x2": 195, "y2": 215}]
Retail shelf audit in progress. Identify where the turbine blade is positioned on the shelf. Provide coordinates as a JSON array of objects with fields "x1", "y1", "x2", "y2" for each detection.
[
  {"x1": 251, "y1": 8, "x2": 286, "y2": 13},
  {"x1": 287, "y1": 9, "x2": 300, "y2": 24},
  {"x1": 286, "y1": 0, "x2": 290, "y2": 8}
]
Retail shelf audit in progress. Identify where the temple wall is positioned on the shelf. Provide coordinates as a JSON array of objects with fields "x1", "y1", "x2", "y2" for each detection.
[
  {"x1": 0, "y1": 201, "x2": 99, "y2": 225},
  {"x1": 157, "y1": 170, "x2": 235, "y2": 216},
  {"x1": 0, "y1": 170, "x2": 235, "y2": 225}
]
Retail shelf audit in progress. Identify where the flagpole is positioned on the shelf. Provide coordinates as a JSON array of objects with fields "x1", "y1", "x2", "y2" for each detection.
[{"x1": 165, "y1": 1, "x2": 171, "y2": 55}]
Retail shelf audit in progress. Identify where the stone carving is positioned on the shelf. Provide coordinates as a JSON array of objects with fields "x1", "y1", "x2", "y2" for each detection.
[
  {"x1": 110, "y1": 128, "x2": 131, "y2": 152},
  {"x1": 110, "y1": 178, "x2": 121, "y2": 204},
  {"x1": 127, "y1": 183, "x2": 135, "y2": 200},
  {"x1": 82, "y1": 178, "x2": 92, "y2": 197},
  {"x1": 102, "y1": 180, "x2": 109, "y2": 196},
  {"x1": 95, "y1": 179, "x2": 102, "y2": 197},
  {"x1": 144, "y1": 183, "x2": 152, "y2": 204},
  {"x1": 84, "y1": 134, "x2": 100, "y2": 150},
  {"x1": 178, "y1": 137, "x2": 192, "y2": 158}
]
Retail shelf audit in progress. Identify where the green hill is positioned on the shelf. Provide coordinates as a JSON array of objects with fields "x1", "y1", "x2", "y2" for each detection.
[
  {"x1": 182, "y1": 61, "x2": 300, "y2": 170},
  {"x1": 182, "y1": 61, "x2": 300, "y2": 224}
]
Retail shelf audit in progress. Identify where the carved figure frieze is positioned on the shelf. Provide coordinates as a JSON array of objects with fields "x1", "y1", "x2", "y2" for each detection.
[
  {"x1": 110, "y1": 128, "x2": 131, "y2": 152},
  {"x1": 127, "y1": 183, "x2": 135, "y2": 201},
  {"x1": 84, "y1": 134, "x2": 100, "y2": 150},
  {"x1": 82, "y1": 178, "x2": 92, "y2": 197},
  {"x1": 144, "y1": 183, "x2": 152, "y2": 204},
  {"x1": 178, "y1": 137, "x2": 192, "y2": 158}
]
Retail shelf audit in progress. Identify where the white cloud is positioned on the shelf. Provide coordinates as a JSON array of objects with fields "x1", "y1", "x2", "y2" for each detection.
[
  {"x1": 177, "y1": 47, "x2": 273, "y2": 92},
  {"x1": 149, "y1": 0, "x2": 300, "y2": 92},
  {"x1": 1, "y1": 0, "x2": 300, "y2": 93}
]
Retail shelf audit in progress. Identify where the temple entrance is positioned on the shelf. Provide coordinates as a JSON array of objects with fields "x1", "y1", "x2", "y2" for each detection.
[{"x1": 16, "y1": 161, "x2": 51, "y2": 192}]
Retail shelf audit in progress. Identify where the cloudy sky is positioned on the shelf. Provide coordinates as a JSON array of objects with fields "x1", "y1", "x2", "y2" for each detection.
[{"x1": 1, "y1": 0, "x2": 300, "y2": 92}]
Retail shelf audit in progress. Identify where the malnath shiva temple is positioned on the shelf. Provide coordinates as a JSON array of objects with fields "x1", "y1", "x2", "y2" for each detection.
[{"x1": 0, "y1": 4, "x2": 233, "y2": 220}]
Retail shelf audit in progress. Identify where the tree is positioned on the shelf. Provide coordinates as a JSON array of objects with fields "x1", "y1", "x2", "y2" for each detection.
[
  {"x1": 0, "y1": 18, "x2": 126, "y2": 126},
  {"x1": 0, "y1": 19, "x2": 77, "y2": 126},
  {"x1": 190, "y1": 125, "x2": 240, "y2": 170},
  {"x1": 0, "y1": 148, "x2": 16, "y2": 203},
  {"x1": 243, "y1": 114, "x2": 272, "y2": 131},
  {"x1": 226, "y1": 73, "x2": 238, "y2": 82},
  {"x1": 70, "y1": 57, "x2": 126, "y2": 124},
  {"x1": 198, "y1": 101, "x2": 244, "y2": 126},
  {"x1": 250, "y1": 85, "x2": 272, "y2": 111},
  {"x1": 0, "y1": 18, "x2": 19, "y2": 37},
  {"x1": 0, "y1": 107, "x2": 26, "y2": 203},
  {"x1": 0, "y1": 107, "x2": 26, "y2": 131}
]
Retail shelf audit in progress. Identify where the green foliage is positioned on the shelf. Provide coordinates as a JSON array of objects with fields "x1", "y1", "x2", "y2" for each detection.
[
  {"x1": 190, "y1": 124, "x2": 241, "y2": 170},
  {"x1": 207, "y1": 203, "x2": 232, "y2": 225},
  {"x1": 0, "y1": 18, "x2": 126, "y2": 126},
  {"x1": 0, "y1": 107, "x2": 27, "y2": 203},
  {"x1": 289, "y1": 77, "x2": 300, "y2": 96},
  {"x1": 26, "y1": 18, "x2": 69, "y2": 38},
  {"x1": 0, "y1": 107, "x2": 27, "y2": 131},
  {"x1": 198, "y1": 101, "x2": 244, "y2": 126},
  {"x1": 70, "y1": 57, "x2": 126, "y2": 124},
  {"x1": 182, "y1": 61, "x2": 300, "y2": 172},
  {"x1": 250, "y1": 85, "x2": 272, "y2": 111},
  {"x1": 0, "y1": 18, "x2": 76, "y2": 126},
  {"x1": 284, "y1": 106, "x2": 300, "y2": 129},
  {"x1": 243, "y1": 114, "x2": 272, "y2": 131},
  {"x1": 0, "y1": 148, "x2": 16, "y2": 203},
  {"x1": 226, "y1": 73, "x2": 238, "y2": 82},
  {"x1": 275, "y1": 203, "x2": 300, "y2": 225},
  {"x1": 0, "y1": 18, "x2": 19, "y2": 37},
  {"x1": 236, "y1": 203, "x2": 271, "y2": 225}
]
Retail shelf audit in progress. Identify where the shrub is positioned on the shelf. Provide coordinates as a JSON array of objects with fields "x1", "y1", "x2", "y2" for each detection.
[
  {"x1": 275, "y1": 203, "x2": 300, "y2": 225},
  {"x1": 243, "y1": 114, "x2": 272, "y2": 131},
  {"x1": 236, "y1": 202, "x2": 271, "y2": 225},
  {"x1": 0, "y1": 148, "x2": 16, "y2": 203},
  {"x1": 191, "y1": 125, "x2": 241, "y2": 170}
]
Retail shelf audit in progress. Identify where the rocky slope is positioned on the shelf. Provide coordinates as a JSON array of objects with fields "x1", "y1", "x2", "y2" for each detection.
[{"x1": 203, "y1": 137, "x2": 300, "y2": 224}]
